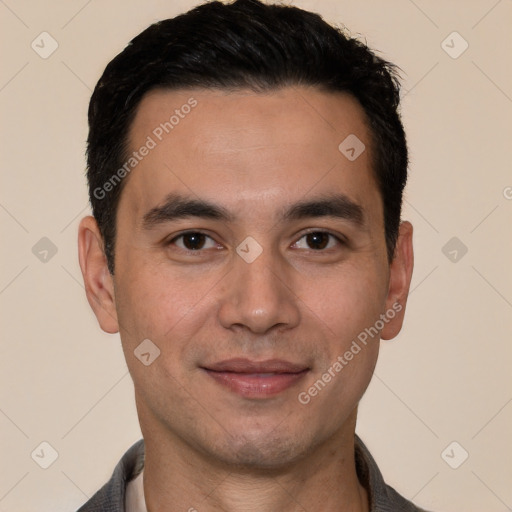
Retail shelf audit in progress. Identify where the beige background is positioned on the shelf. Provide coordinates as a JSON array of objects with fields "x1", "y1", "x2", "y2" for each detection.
[{"x1": 1, "y1": 0, "x2": 511, "y2": 511}]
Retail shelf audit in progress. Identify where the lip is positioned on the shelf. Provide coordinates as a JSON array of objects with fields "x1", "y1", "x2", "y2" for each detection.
[{"x1": 202, "y1": 358, "x2": 309, "y2": 399}]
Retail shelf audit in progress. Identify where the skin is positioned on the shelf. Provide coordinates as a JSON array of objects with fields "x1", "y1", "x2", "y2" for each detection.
[{"x1": 78, "y1": 86, "x2": 413, "y2": 512}]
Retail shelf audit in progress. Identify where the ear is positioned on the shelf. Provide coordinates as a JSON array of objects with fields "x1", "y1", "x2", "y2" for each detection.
[
  {"x1": 78, "y1": 216, "x2": 119, "y2": 334},
  {"x1": 381, "y1": 221, "x2": 414, "y2": 340}
]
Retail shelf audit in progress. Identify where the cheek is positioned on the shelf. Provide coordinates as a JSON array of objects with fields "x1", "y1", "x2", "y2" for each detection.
[
  {"x1": 296, "y1": 272, "x2": 383, "y2": 422},
  {"x1": 114, "y1": 262, "x2": 219, "y2": 355},
  {"x1": 303, "y1": 261, "x2": 388, "y2": 348}
]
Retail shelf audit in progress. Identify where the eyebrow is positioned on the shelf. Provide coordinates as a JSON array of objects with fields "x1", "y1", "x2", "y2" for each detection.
[
  {"x1": 142, "y1": 192, "x2": 364, "y2": 230},
  {"x1": 142, "y1": 193, "x2": 234, "y2": 229},
  {"x1": 281, "y1": 194, "x2": 364, "y2": 225}
]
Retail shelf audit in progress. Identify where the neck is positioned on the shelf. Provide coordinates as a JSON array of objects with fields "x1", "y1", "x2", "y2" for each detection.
[{"x1": 140, "y1": 413, "x2": 369, "y2": 512}]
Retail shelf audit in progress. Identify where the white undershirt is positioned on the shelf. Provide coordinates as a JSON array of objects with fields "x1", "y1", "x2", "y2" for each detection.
[{"x1": 125, "y1": 469, "x2": 147, "y2": 512}]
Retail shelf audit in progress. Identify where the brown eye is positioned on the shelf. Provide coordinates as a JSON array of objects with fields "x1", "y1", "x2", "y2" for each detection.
[
  {"x1": 293, "y1": 231, "x2": 342, "y2": 251},
  {"x1": 171, "y1": 232, "x2": 217, "y2": 251},
  {"x1": 182, "y1": 233, "x2": 206, "y2": 250},
  {"x1": 305, "y1": 232, "x2": 330, "y2": 250}
]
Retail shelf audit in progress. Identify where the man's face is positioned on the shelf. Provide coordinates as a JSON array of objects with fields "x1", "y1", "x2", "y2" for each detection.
[{"x1": 82, "y1": 87, "x2": 412, "y2": 468}]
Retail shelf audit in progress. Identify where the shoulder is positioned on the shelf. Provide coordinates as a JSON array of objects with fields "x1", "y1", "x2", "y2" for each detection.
[
  {"x1": 355, "y1": 435, "x2": 433, "y2": 512},
  {"x1": 75, "y1": 439, "x2": 145, "y2": 512}
]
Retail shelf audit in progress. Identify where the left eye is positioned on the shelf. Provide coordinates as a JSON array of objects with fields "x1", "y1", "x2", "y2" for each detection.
[
  {"x1": 293, "y1": 232, "x2": 342, "y2": 251},
  {"x1": 171, "y1": 232, "x2": 218, "y2": 251}
]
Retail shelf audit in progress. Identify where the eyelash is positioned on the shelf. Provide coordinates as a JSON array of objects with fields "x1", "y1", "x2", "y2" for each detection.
[{"x1": 167, "y1": 230, "x2": 346, "y2": 254}]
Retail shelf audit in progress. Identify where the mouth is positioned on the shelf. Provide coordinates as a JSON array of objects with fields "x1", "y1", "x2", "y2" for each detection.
[{"x1": 201, "y1": 358, "x2": 310, "y2": 399}]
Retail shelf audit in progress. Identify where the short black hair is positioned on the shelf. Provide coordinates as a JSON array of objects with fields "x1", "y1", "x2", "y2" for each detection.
[{"x1": 87, "y1": 0, "x2": 407, "y2": 274}]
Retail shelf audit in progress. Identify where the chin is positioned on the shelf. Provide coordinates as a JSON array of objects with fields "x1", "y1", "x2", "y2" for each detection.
[{"x1": 207, "y1": 427, "x2": 314, "y2": 471}]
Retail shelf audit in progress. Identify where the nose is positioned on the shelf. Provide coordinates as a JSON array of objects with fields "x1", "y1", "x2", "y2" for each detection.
[{"x1": 217, "y1": 244, "x2": 301, "y2": 335}]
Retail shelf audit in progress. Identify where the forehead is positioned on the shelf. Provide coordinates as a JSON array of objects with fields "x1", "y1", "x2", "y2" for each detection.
[{"x1": 120, "y1": 87, "x2": 380, "y2": 223}]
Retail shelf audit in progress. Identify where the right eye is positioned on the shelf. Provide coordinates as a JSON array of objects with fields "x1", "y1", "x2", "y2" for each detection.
[{"x1": 167, "y1": 231, "x2": 220, "y2": 252}]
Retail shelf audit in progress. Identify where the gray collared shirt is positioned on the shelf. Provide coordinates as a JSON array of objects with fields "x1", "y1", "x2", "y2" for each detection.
[{"x1": 76, "y1": 436, "x2": 431, "y2": 512}]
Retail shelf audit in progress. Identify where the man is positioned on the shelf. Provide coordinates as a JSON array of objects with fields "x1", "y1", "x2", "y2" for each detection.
[{"x1": 77, "y1": 0, "x2": 424, "y2": 510}]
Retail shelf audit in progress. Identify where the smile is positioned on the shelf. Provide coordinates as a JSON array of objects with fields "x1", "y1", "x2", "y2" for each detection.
[{"x1": 201, "y1": 358, "x2": 310, "y2": 399}]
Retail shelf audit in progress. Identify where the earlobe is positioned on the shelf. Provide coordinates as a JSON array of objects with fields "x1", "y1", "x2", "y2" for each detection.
[
  {"x1": 381, "y1": 221, "x2": 414, "y2": 341},
  {"x1": 78, "y1": 216, "x2": 119, "y2": 334}
]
